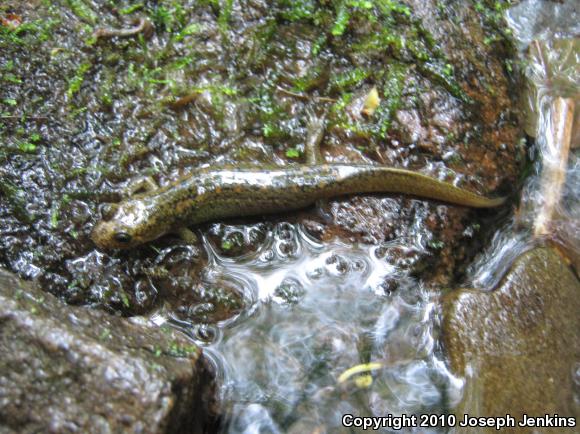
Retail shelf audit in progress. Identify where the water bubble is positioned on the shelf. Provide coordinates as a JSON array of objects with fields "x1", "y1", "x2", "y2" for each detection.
[
  {"x1": 154, "y1": 245, "x2": 200, "y2": 273},
  {"x1": 325, "y1": 254, "x2": 350, "y2": 276},
  {"x1": 272, "y1": 278, "x2": 305, "y2": 306},
  {"x1": 196, "y1": 324, "x2": 219, "y2": 343}
]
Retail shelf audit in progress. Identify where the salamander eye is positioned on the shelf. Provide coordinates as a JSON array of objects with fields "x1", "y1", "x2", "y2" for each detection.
[
  {"x1": 100, "y1": 203, "x2": 119, "y2": 220},
  {"x1": 114, "y1": 232, "x2": 132, "y2": 244}
]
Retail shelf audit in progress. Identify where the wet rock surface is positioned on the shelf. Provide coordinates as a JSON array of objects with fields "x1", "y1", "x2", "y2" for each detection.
[
  {"x1": 442, "y1": 247, "x2": 580, "y2": 431},
  {"x1": 0, "y1": 268, "x2": 218, "y2": 434}
]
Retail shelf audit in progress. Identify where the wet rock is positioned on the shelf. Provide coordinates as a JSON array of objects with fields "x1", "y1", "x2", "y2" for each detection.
[
  {"x1": 0, "y1": 269, "x2": 218, "y2": 434},
  {"x1": 442, "y1": 248, "x2": 580, "y2": 431}
]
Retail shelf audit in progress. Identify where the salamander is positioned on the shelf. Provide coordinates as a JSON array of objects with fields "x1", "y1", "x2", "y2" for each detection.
[{"x1": 91, "y1": 164, "x2": 504, "y2": 250}]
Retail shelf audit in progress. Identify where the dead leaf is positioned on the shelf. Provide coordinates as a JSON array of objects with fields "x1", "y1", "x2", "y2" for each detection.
[{"x1": 1, "y1": 13, "x2": 22, "y2": 30}]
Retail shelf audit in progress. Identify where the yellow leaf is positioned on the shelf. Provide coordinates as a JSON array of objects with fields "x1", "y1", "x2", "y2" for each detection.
[
  {"x1": 338, "y1": 361, "x2": 383, "y2": 384},
  {"x1": 354, "y1": 374, "x2": 373, "y2": 388},
  {"x1": 362, "y1": 87, "x2": 380, "y2": 117}
]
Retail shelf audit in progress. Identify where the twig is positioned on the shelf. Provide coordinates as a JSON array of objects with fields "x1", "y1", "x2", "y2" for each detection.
[
  {"x1": 93, "y1": 18, "x2": 154, "y2": 40},
  {"x1": 0, "y1": 115, "x2": 48, "y2": 122},
  {"x1": 276, "y1": 87, "x2": 337, "y2": 103},
  {"x1": 166, "y1": 93, "x2": 200, "y2": 110},
  {"x1": 531, "y1": 40, "x2": 551, "y2": 88},
  {"x1": 533, "y1": 97, "x2": 575, "y2": 237}
]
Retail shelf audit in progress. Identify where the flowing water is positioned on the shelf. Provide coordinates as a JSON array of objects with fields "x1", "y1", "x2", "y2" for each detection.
[{"x1": 152, "y1": 222, "x2": 461, "y2": 433}]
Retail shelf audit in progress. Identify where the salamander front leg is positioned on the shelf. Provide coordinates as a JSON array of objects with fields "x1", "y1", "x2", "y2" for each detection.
[
  {"x1": 304, "y1": 114, "x2": 332, "y2": 217},
  {"x1": 304, "y1": 114, "x2": 326, "y2": 165}
]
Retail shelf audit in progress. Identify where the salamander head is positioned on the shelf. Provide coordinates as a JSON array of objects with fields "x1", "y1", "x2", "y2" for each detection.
[{"x1": 91, "y1": 199, "x2": 171, "y2": 250}]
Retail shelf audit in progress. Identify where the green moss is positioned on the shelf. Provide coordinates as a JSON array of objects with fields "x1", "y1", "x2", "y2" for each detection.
[
  {"x1": 351, "y1": 32, "x2": 403, "y2": 55},
  {"x1": 310, "y1": 35, "x2": 327, "y2": 55},
  {"x1": 2, "y1": 73, "x2": 21, "y2": 84},
  {"x1": 67, "y1": 106, "x2": 88, "y2": 118},
  {"x1": 220, "y1": 232, "x2": 245, "y2": 252},
  {"x1": 120, "y1": 3, "x2": 144, "y2": 15},
  {"x1": 1, "y1": 60, "x2": 14, "y2": 71},
  {"x1": 50, "y1": 204, "x2": 60, "y2": 228},
  {"x1": 471, "y1": 0, "x2": 514, "y2": 45},
  {"x1": 331, "y1": 68, "x2": 370, "y2": 91},
  {"x1": 0, "y1": 27, "x2": 21, "y2": 48},
  {"x1": 173, "y1": 23, "x2": 203, "y2": 42},
  {"x1": 377, "y1": 64, "x2": 407, "y2": 136},
  {"x1": 100, "y1": 91, "x2": 113, "y2": 108},
  {"x1": 218, "y1": 0, "x2": 235, "y2": 33},
  {"x1": 18, "y1": 141, "x2": 37, "y2": 154},
  {"x1": 249, "y1": 86, "x2": 292, "y2": 140},
  {"x1": 167, "y1": 342, "x2": 199, "y2": 358},
  {"x1": 418, "y1": 62, "x2": 470, "y2": 102},
  {"x1": 330, "y1": 92, "x2": 353, "y2": 114},
  {"x1": 279, "y1": 0, "x2": 317, "y2": 21},
  {"x1": 285, "y1": 148, "x2": 301, "y2": 158},
  {"x1": 330, "y1": 0, "x2": 411, "y2": 37},
  {"x1": 147, "y1": 1, "x2": 188, "y2": 33},
  {"x1": 331, "y1": 4, "x2": 351, "y2": 36},
  {"x1": 170, "y1": 55, "x2": 196, "y2": 70},
  {"x1": 119, "y1": 291, "x2": 131, "y2": 308},
  {"x1": 428, "y1": 239, "x2": 445, "y2": 249},
  {"x1": 65, "y1": 0, "x2": 98, "y2": 24},
  {"x1": 261, "y1": 123, "x2": 276, "y2": 138},
  {"x1": 0, "y1": 179, "x2": 34, "y2": 224},
  {"x1": 0, "y1": 18, "x2": 58, "y2": 48},
  {"x1": 67, "y1": 62, "x2": 91, "y2": 98},
  {"x1": 150, "y1": 5, "x2": 173, "y2": 31}
]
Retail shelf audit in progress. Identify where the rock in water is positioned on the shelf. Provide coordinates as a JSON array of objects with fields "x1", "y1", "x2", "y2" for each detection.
[
  {"x1": 0, "y1": 269, "x2": 218, "y2": 434},
  {"x1": 443, "y1": 248, "x2": 580, "y2": 432}
]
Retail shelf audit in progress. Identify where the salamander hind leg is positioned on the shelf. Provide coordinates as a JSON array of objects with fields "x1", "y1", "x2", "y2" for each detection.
[
  {"x1": 170, "y1": 227, "x2": 202, "y2": 257},
  {"x1": 176, "y1": 227, "x2": 199, "y2": 245},
  {"x1": 124, "y1": 176, "x2": 159, "y2": 197}
]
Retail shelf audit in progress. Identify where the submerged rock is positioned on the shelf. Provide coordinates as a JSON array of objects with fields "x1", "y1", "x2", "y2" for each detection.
[
  {"x1": 443, "y1": 248, "x2": 580, "y2": 431},
  {"x1": 0, "y1": 268, "x2": 218, "y2": 434}
]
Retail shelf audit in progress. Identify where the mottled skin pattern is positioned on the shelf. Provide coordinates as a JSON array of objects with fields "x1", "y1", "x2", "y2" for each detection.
[{"x1": 91, "y1": 165, "x2": 505, "y2": 250}]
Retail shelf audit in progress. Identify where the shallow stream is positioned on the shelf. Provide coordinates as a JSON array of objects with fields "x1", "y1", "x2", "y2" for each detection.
[{"x1": 156, "y1": 223, "x2": 460, "y2": 432}]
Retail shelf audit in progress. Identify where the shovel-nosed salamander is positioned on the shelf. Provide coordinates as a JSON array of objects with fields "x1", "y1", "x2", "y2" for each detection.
[{"x1": 91, "y1": 164, "x2": 505, "y2": 250}]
